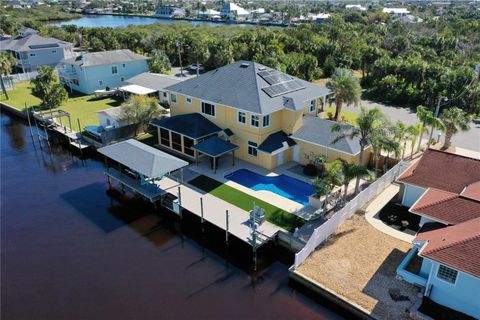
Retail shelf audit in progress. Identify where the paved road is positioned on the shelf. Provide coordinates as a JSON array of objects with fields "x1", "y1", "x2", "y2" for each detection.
[{"x1": 340, "y1": 100, "x2": 480, "y2": 152}]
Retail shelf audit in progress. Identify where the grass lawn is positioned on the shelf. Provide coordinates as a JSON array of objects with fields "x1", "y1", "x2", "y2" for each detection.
[
  {"x1": 0, "y1": 81, "x2": 121, "y2": 128},
  {"x1": 188, "y1": 175, "x2": 305, "y2": 232},
  {"x1": 323, "y1": 106, "x2": 358, "y2": 125}
]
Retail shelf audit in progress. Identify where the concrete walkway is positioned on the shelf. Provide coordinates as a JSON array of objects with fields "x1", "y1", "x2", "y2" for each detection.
[{"x1": 364, "y1": 184, "x2": 414, "y2": 243}]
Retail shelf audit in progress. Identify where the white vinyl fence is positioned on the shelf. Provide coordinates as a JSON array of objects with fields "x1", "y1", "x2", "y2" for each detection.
[
  {"x1": 10, "y1": 71, "x2": 38, "y2": 82},
  {"x1": 293, "y1": 160, "x2": 411, "y2": 269}
]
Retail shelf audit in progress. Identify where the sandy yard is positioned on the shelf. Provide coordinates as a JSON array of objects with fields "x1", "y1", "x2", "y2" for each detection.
[{"x1": 297, "y1": 214, "x2": 421, "y2": 320}]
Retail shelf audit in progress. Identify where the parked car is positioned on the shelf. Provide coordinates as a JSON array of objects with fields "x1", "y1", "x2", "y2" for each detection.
[{"x1": 188, "y1": 64, "x2": 205, "y2": 73}]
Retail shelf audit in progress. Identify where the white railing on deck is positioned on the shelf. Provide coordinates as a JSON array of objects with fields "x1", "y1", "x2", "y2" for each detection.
[{"x1": 292, "y1": 160, "x2": 411, "y2": 269}]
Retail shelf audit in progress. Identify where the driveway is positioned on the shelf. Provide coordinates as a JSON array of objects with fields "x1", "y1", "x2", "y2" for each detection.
[{"x1": 340, "y1": 100, "x2": 480, "y2": 152}]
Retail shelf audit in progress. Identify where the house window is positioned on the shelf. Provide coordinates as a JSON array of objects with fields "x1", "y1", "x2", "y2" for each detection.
[
  {"x1": 112, "y1": 66, "x2": 118, "y2": 74},
  {"x1": 248, "y1": 141, "x2": 258, "y2": 157},
  {"x1": 99, "y1": 80, "x2": 103, "y2": 85},
  {"x1": 52, "y1": 50, "x2": 57, "y2": 54},
  {"x1": 163, "y1": 92, "x2": 167, "y2": 98},
  {"x1": 106, "y1": 119, "x2": 111, "y2": 126},
  {"x1": 121, "y1": 77, "x2": 125, "y2": 82},
  {"x1": 238, "y1": 111, "x2": 246, "y2": 124},
  {"x1": 310, "y1": 99, "x2": 317, "y2": 112},
  {"x1": 251, "y1": 115, "x2": 259, "y2": 127},
  {"x1": 262, "y1": 115, "x2": 270, "y2": 127},
  {"x1": 30, "y1": 53, "x2": 35, "y2": 57},
  {"x1": 183, "y1": 137, "x2": 194, "y2": 157},
  {"x1": 437, "y1": 265, "x2": 458, "y2": 284},
  {"x1": 160, "y1": 128, "x2": 170, "y2": 147},
  {"x1": 122, "y1": 64, "x2": 126, "y2": 68},
  {"x1": 201, "y1": 102, "x2": 215, "y2": 116},
  {"x1": 186, "y1": 97, "x2": 192, "y2": 104},
  {"x1": 170, "y1": 93, "x2": 177, "y2": 103},
  {"x1": 171, "y1": 132, "x2": 182, "y2": 152}
]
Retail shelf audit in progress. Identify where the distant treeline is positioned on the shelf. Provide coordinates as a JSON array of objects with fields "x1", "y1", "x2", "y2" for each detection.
[{"x1": 1, "y1": 7, "x2": 479, "y2": 113}]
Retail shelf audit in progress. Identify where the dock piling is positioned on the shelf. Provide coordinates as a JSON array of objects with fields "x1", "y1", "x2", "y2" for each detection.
[
  {"x1": 225, "y1": 209, "x2": 229, "y2": 245},
  {"x1": 25, "y1": 103, "x2": 35, "y2": 143}
]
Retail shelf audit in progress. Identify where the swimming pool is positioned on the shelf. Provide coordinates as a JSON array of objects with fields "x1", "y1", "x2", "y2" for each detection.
[{"x1": 225, "y1": 169, "x2": 314, "y2": 206}]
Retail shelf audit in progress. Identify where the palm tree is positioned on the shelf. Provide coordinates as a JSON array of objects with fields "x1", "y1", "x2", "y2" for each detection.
[
  {"x1": 416, "y1": 105, "x2": 444, "y2": 150},
  {"x1": 392, "y1": 120, "x2": 408, "y2": 159},
  {"x1": 332, "y1": 107, "x2": 385, "y2": 194},
  {"x1": 407, "y1": 123, "x2": 422, "y2": 159},
  {"x1": 439, "y1": 107, "x2": 471, "y2": 150},
  {"x1": 0, "y1": 52, "x2": 15, "y2": 100},
  {"x1": 337, "y1": 159, "x2": 371, "y2": 201},
  {"x1": 371, "y1": 131, "x2": 398, "y2": 176},
  {"x1": 326, "y1": 68, "x2": 361, "y2": 122}
]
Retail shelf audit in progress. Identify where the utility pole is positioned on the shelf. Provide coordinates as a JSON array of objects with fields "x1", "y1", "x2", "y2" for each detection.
[
  {"x1": 176, "y1": 41, "x2": 184, "y2": 77},
  {"x1": 427, "y1": 95, "x2": 447, "y2": 149}
]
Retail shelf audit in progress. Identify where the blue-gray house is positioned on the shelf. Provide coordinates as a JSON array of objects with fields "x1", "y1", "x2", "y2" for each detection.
[
  {"x1": 58, "y1": 49, "x2": 149, "y2": 94},
  {"x1": 396, "y1": 149, "x2": 480, "y2": 319}
]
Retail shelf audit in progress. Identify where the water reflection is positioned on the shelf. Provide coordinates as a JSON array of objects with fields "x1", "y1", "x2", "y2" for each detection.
[{"x1": 1, "y1": 112, "x2": 348, "y2": 320}]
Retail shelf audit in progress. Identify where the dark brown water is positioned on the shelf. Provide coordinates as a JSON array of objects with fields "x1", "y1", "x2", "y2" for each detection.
[{"x1": 1, "y1": 113, "x2": 348, "y2": 320}]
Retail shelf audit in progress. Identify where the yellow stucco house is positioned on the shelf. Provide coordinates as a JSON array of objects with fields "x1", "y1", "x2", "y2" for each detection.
[{"x1": 151, "y1": 61, "x2": 370, "y2": 170}]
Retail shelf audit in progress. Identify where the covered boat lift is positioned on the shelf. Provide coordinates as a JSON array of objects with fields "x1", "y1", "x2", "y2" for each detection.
[{"x1": 98, "y1": 139, "x2": 188, "y2": 203}]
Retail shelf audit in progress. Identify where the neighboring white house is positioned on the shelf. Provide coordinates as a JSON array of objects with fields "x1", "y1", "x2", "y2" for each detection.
[
  {"x1": 97, "y1": 106, "x2": 129, "y2": 129},
  {"x1": 197, "y1": 9, "x2": 221, "y2": 20},
  {"x1": 401, "y1": 14, "x2": 423, "y2": 23},
  {"x1": 220, "y1": 3, "x2": 249, "y2": 21},
  {"x1": 0, "y1": 27, "x2": 75, "y2": 73},
  {"x1": 346, "y1": 4, "x2": 367, "y2": 11},
  {"x1": 382, "y1": 7, "x2": 410, "y2": 16},
  {"x1": 155, "y1": 6, "x2": 185, "y2": 18},
  {"x1": 309, "y1": 13, "x2": 331, "y2": 23},
  {"x1": 58, "y1": 49, "x2": 149, "y2": 94},
  {"x1": 3, "y1": 0, "x2": 31, "y2": 9}
]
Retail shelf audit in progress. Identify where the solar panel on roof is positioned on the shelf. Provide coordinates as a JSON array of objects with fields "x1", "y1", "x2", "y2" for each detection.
[
  {"x1": 263, "y1": 73, "x2": 292, "y2": 85},
  {"x1": 29, "y1": 43, "x2": 60, "y2": 49},
  {"x1": 262, "y1": 80, "x2": 307, "y2": 98},
  {"x1": 258, "y1": 70, "x2": 272, "y2": 77}
]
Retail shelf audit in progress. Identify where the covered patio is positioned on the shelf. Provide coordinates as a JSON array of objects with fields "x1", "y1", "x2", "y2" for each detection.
[
  {"x1": 192, "y1": 136, "x2": 239, "y2": 173},
  {"x1": 98, "y1": 139, "x2": 189, "y2": 203},
  {"x1": 118, "y1": 84, "x2": 157, "y2": 101}
]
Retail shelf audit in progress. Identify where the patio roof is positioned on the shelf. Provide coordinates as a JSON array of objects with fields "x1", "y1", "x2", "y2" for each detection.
[
  {"x1": 150, "y1": 113, "x2": 222, "y2": 140},
  {"x1": 192, "y1": 136, "x2": 238, "y2": 157},
  {"x1": 119, "y1": 84, "x2": 157, "y2": 96},
  {"x1": 98, "y1": 139, "x2": 188, "y2": 178}
]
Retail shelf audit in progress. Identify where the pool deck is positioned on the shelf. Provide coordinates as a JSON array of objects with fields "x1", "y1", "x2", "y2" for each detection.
[{"x1": 186, "y1": 157, "x2": 319, "y2": 220}]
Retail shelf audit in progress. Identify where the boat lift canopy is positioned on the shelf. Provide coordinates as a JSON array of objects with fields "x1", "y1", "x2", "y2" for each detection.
[{"x1": 98, "y1": 139, "x2": 189, "y2": 179}]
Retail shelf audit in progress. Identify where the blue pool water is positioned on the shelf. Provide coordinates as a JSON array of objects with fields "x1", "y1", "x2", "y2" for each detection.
[{"x1": 225, "y1": 169, "x2": 313, "y2": 206}]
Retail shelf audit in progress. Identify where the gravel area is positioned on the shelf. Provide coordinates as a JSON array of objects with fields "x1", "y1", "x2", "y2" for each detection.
[{"x1": 297, "y1": 214, "x2": 421, "y2": 320}]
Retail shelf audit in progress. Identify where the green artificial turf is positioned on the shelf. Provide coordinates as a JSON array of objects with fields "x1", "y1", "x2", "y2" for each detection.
[{"x1": 189, "y1": 175, "x2": 305, "y2": 232}]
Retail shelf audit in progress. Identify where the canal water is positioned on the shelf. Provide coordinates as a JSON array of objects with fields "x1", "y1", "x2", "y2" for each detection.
[
  {"x1": 0, "y1": 113, "x2": 348, "y2": 319},
  {"x1": 52, "y1": 15, "x2": 253, "y2": 28}
]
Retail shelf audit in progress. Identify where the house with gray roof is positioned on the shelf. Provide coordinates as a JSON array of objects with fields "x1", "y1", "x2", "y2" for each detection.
[
  {"x1": 0, "y1": 27, "x2": 75, "y2": 73},
  {"x1": 149, "y1": 60, "x2": 368, "y2": 170},
  {"x1": 58, "y1": 49, "x2": 149, "y2": 94},
  {"x1": 123, "y1": 72, "x2": 185, "y2": 104}
]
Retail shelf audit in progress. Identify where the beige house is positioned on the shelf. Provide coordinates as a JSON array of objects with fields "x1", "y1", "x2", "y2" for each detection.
[{"x1": 151, "y1": 61, "x2": 370, "y2": 170}]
